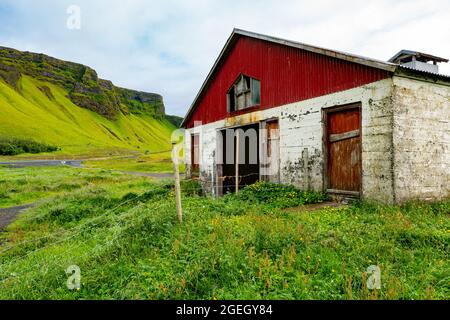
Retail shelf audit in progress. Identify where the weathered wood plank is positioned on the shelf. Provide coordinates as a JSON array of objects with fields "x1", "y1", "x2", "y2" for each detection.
[
  {"x1": 329, "y1": 129, "x2": 360, "y2": 142},
  {"x1": 327, "y1": 189, "x2": 360, "y2": 196}
]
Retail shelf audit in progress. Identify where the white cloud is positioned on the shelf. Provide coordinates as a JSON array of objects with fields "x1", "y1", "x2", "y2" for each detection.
[{"x1": 0, "y1": 0, "x2": 449, "y2": 116}]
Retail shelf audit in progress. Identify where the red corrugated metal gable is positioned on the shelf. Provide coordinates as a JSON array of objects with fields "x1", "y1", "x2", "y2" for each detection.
[{"x1": 185, "y1": 35, "x2": 391, "y2": 128}]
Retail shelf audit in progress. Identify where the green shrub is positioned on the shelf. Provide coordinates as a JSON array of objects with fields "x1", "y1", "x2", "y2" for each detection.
[
  {"x1": 230, "y1": 181, "x2": 328, "y2": 208},
  {"x1": 181, "y1": 179, "x2": 202, "y2": 196},
  {"x1": 0, "y1": 138, "x2": 58, "y2": 155},
  {"x1": 35, "y1": 191, "x2": 120, "y2": 226},
  {"x1": 121, "y1": 184, "x2": 172, "y2": 203}
]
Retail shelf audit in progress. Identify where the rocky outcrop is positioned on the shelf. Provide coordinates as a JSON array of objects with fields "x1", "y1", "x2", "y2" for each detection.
[
  {"x1": 116, "y1": 87, "x2": 165, "y2": 116},
  {"x1": 0, "y1": 46, "x2": 165, "y2": 120},
  {"x1": 165, "y1": 114, "x2": 183, "y2": 127},
  {"x1": 0, "y1": 61, "x2": 22, "y2": 89}
]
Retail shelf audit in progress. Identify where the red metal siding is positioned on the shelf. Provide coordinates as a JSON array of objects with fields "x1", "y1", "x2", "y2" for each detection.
[{"x1": 185, "y1": 36, "x2": 391, "y2": 128}]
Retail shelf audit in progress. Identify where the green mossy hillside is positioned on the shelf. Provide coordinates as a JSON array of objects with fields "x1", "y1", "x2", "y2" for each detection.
[
  {"x1": 0, "y1": 46, "x2": 180, "y2": 156},
  {"x1": 0, "y1": 75, "x2": 175, "y2": 156},
  {"x1": 0, "y1": 46, "x2": 165, "y2": 120}
]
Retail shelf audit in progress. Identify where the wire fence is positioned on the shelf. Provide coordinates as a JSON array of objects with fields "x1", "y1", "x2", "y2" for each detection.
[
  {"x1": 0, "y1": 187, "x2": 164, "y2": 256},
  {"x1": 185, "y1": 172, "x2": 262, "y2": 184},
  {"x1": 0, "y1": 168, "x2": 268, "y2": 287},
  {"x1": 0, "y1": 172, "x2": 263, "y2": 251},
  {"x1": 0, "y1": 192, "x2": 150, "y2": 285},
  {"x1": 0, "y1": 204, "x2": 146, "y2": 286}
]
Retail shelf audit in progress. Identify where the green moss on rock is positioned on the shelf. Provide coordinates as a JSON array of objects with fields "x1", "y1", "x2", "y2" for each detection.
[
  {"x1": 37, "y1": 85, "x2": 55, "y2": 100},
  {"x1": 0, "y1": 61, "x2": 21, "y2": 89}
]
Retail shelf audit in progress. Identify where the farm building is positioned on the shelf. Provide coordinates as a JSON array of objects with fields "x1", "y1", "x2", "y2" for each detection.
[{"x1": 180, "y1": 29, "x2": 450, "y2": 204}]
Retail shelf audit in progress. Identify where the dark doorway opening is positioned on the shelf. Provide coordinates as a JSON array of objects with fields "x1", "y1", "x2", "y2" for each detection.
[{"x1": 219, "y1": 123, "x2": 260, "y2": 195}]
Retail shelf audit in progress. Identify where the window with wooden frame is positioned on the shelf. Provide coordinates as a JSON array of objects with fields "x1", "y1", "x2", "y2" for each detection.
[{"x1": 227, "y1": 74, "x2": 260, "y2": 112}]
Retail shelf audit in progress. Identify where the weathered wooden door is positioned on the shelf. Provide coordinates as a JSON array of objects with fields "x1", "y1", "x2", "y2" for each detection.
[
  {"x1": 260, "y1": 119, "x2": 280, "y2": 183},
  {"x1": 325, "y1": 105, "x2": 361, "y2": 195}
]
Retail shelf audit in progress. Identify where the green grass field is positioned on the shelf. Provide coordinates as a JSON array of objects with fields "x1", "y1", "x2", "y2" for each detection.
[
  {"x1": 0, "y1": 166, "x2": 448, "y2": 300},
  {"x1": 83, "y1": 152, "x2": 185, "y2": 173},
  {"x1": 0, "y1": 75, "x2": 175, "y2": 158},
  {"x1": 0, "y1": 166, "x2": 157, "y2": 208}
]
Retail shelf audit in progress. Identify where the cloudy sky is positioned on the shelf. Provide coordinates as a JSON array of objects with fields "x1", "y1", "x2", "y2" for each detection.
[{"x1": 0, "y1": 0, "x2": 449, "y2": 116}]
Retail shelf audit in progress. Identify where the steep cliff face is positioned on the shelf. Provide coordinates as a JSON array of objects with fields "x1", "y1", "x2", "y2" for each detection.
[{"x1": 0, "y1": 46, "x2": 165, "y2": 120}]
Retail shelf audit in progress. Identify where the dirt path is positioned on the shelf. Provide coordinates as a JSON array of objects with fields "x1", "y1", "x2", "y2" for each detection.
[
  {"x1": 0, "y1": 203, "x2": 35, "y2": 231},
  {"x1": 0, "y1": 153, "x2": 144, "y2": 168},
  {"x1": 0, "y1": 160, "x2": 83, "y2": 168}
]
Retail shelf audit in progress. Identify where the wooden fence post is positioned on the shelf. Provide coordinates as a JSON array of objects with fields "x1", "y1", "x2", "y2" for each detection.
[{"x1": 172, "y1": 143, "x2": 183, "y2": 224}]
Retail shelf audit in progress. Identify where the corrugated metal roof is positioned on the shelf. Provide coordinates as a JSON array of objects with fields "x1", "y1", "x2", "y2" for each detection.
[
  {"x1": 232, "y1": 29, "x2": 398, "y2": 72},
  {"x1": 398, "y1": 64, "x2": 450, "y2": 78}
]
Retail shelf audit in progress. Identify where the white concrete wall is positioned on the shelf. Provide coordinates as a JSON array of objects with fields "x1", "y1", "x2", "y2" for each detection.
[
  {"x1": 185, "y1": 78, "x2": 395, "y2": 202},
  {"x1": 392, "y1": 76, "x2": 450, "y2": 203}
]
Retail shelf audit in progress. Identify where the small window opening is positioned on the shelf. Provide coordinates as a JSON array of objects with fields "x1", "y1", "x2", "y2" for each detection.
[{"x1": 227, "y1": 75, "x2": 260, "y2": 112}]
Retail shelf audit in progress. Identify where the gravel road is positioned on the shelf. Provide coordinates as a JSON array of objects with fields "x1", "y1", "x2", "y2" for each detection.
[{"x1": 0, "y1": 160, "x2": 83, "y2": 168}]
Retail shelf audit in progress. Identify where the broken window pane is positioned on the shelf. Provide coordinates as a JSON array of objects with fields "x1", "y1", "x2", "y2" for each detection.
[
  {"x1": 228, "y1": 87, "x2": 236, "y2": 112},
  {"x1": 245, "y1": 91, "x2": 251, "y2": 108},
  {"x1": 251, "y1": 79, "x2": 260, "y2": 105},
  {"x1": 237, "y1": 93, "x2": 246, "y2": 110},
  {"x1": 228, "y1": 74, "x2": 260, "y2": 112},
  {"x1": 245, "y1": 76, "x2": 251, "y2": 90},
  {"x1": 236, "y1": 75, "x2": 247, "y2": 94}
]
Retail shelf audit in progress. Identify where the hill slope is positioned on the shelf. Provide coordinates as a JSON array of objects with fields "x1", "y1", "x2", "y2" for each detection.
[{"x1": 0, "y1": 47, "x2": 177, "y2": 157}]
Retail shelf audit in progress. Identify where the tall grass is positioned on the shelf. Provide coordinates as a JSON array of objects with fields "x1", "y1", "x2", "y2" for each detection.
[
  {"x1": 0, "y1": 170, "x2": 448, "y2": 300},
  {"x1": 0, "y1": 166, "x2": 154, "y2": 208}
]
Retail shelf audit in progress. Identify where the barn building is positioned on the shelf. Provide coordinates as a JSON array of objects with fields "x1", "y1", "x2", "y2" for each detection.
[{"x1": 180, "y1": 29, "x2": 450, "y2": 204}]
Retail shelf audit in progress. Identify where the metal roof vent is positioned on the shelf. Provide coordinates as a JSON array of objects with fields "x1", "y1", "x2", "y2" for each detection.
[{"x1": 389, "y1": 50, "x2": 448, "y2": 74}]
